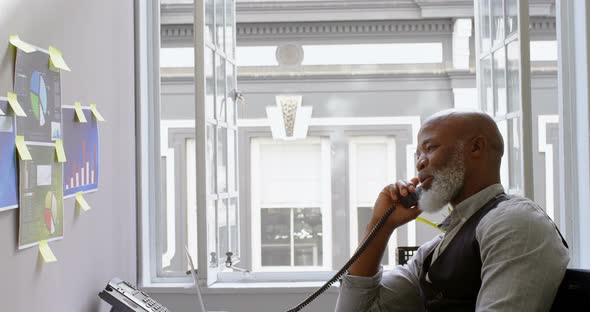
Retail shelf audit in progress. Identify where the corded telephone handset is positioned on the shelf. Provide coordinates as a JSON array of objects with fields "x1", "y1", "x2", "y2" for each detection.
[{"x1": 285, "y1": 185, "x2": 423, "y2": 312}]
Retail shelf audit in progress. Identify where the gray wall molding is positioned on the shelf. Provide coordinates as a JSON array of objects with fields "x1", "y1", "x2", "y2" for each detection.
[
  {"x1": 236, "y1": 19, "x2": 453, "y2": 44},
  {"x1": 161, "y1": 0, "x2": 554, "y2": 24},
  {"x1": 161, "y1": 70, "x2": 556, "y2": 93},
  {"x1": 163, "y1": 71, "x2": 453, "y2": 93},
  {"x1": 162, "y1": 16, "x2": 556, "y2": 47}
]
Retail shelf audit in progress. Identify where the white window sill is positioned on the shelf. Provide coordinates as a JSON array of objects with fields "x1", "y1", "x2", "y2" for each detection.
[{"x1": 141, "y1": 281, "x2": 341, "y2": 295}]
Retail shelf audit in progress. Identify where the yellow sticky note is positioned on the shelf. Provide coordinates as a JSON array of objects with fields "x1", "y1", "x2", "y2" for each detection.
[
  {"x1": 7, "y1": 92, "x2": 27, "y2": 117},
  {"x1": 76, "y1": 192, "x2": 91, "y2": 211},
  {"x1": 55, "y1": 139, "x2": 66, "y2": 162},
  {"x1": 90, "y1": 104, "x2": 105, "y2": 121},
  {"x1": 39, "y1": 240, "x2": 57, "y2": 263},
  {"x1": 9, "y1": 35, "x2": 36, "y2": 53},
  {"x1": 48, "y1": 46, "x2": 71, "y2": 72},
  {"x1": 74, "y1": 102, "x2": 87, "y2": 123},
  {"x1": 15, "y1": 136, "x2": 32, "y2": 160}
]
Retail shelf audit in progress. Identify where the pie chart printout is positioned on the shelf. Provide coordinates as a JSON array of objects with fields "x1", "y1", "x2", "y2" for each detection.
[{"x1": 14, "y1": 49, "x2": 62, "y2": 143}]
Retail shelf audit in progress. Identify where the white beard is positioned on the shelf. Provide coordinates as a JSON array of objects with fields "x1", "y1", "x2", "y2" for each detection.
[{"x1": 418, "y1": 146, "x2": 465, "y2": 213}]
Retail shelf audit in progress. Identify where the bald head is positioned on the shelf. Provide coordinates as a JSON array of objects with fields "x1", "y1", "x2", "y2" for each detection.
[
  {"x1": 422, "y1": 110, "x2": 504, "y2": 164},
  {"x1": 415, "y1": 110, "x2": 505, "y2": 204}
]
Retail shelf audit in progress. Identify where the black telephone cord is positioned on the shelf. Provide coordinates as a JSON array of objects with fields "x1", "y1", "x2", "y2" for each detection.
[{"x1": 285, "y1": 204, "x2": 397, "y2": 312}]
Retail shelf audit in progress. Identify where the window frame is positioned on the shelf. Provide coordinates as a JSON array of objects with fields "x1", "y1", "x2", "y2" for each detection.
[
  {"x1": 348, "y1": 136, "x2": 398, "y2": 266},
  {"x1": 250, "y1": 136, "x2": 333, "y2": 272},
  {"x1": 474, "y1": 0, "x2": 534, "y2": 197},
  {"x1": 221, "y1": 117, "x2": 421, "y2": 283},
  {"x1": 195, "y1": 0, "x2": 239, "y2": 286},
  {"x1": 158, "y1": 125, "x2": 198, "y2": 277}
]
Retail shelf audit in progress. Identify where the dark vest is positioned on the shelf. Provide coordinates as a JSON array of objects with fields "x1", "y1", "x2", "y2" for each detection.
[{"x1": 418, "y1": 194, "x2": 510, "y2": 312}]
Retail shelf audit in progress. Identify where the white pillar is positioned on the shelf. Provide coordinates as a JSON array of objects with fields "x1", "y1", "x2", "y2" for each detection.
[
  {"x1": 452, "y1": 18, "x2": 472, "y2": 70},
  {"x1": 557, "y1": 0, "x2": 590, "y2": 268}
]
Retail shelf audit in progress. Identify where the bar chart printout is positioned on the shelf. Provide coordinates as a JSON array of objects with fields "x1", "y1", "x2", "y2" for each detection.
[{"x1": 62, "y1": 107, "x2": 99, "y2": 197}]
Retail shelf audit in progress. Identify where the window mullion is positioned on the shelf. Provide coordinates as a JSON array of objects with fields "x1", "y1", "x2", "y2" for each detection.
[{"x1": 290, "y1": 208, "x2": 295, "y2": 267}]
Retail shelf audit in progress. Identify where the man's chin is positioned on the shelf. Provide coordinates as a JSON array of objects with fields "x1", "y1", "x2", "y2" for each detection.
[
  {"x1": 418, "y1": 192, "x2": 449, "y2": 213},
  {"x1": 418, "y1": 204, "x2": 446, "y2": 214}
]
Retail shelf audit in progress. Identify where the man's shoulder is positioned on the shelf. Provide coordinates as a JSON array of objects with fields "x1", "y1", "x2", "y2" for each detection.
[{"x1": 478, "y1": 195, "x2": 556, "y2": 233}]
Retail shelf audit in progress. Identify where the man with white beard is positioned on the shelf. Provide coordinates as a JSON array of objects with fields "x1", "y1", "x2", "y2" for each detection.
[{"x1": 335, "y1": 110, "x2": 569, "y2": 312}]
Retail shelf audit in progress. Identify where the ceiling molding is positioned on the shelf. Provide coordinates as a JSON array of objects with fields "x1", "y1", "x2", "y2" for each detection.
[
  {"x1": 161, "y1": 17, "x2": 555, "y2": 47},
  {"x1": 162, "y1": 19, "x2": 453, "y2": 46},
  {"x1": 236, "y1": 19, "x2": 453, "y2": 44},
  {"x1": 530, "y1": 16, "x2": 557, "y2": 38},
  {"x1": 161, "y1": 24, "x2": 194, "y2": 47}
]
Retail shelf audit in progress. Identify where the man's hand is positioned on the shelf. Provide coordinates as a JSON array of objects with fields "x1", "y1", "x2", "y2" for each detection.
[
  {"x1": 371, "y1": 177, "x2": 423, "y2": 231},
  {"x1": 348, "y1": 177, "x2": 423, "y2": 277}
]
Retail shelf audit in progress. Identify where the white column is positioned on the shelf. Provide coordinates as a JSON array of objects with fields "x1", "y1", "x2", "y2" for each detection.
[
  {"x1": 557, "y1": 0, "x2": 590, "y2": 268},
  {"x1": 451, "y1": 18, "x2": 478, "y2": 110},
  {"x1": 452, "y1": 18, "x2": 472, "y2": 70}
]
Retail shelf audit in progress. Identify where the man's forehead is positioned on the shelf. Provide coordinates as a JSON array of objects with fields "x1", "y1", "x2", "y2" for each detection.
[{"x1": 418, "y1": 118, "x2": 453, "y2": 139}]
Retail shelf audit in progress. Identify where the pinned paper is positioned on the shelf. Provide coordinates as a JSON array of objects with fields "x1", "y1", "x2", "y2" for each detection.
[
  {"x1": 39, "y1": 240, "x2": 57, "y2": 263},
  {"x1": 7, "y1": 92, "x2": 27, "y2": 117},
  {"x1": 55, "y1": 139, "x2": 66, "y2": 162},
  {"x1": 9, "y1": 35, "x2": 36, "y2": 53},
  {"x1": 90, "y1": 104, "x2": 105, "y2": 121},
  {"x1": 75, "y1": 192, "x2": 91, "y2": 212},
  {"x1": 48, "y1": 46, "x2": 71, "y2": 72},
  {"x1": 74, "y1": 102, "x2": 87, "y2": 123},
  {"x1": 15, "y1": 136, "x2": 32, "y2": 160}
]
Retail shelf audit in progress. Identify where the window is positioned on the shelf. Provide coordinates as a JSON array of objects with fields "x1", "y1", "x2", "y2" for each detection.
[
  {"x1": 143, "y1": 0, "x2": 586, "y2": 294},
  {"x1": 250, "y1": 137, "x2": 332, "y2": 271},
  {"x1": 236, "y1": 46, "x2": 279, "y2": 66},
  {"x1": 234, "y1": 43, "x2": 444, "y2": 67},
  {"x1": 475, "y1": 0, "x2": 533, "y2": 197},
  {"x1": 235, "y1": 119, "x2": 422, "y2": 278},
  {"x1": 137, "y1": 0, "x2": 238, "y2": 286},
  {"x1": 348, "y1": 137, "x2": 397, "y2": 266},
  {"x1": 530, "y1": 40, "x2": 557, "y2": 62},
  {"x1": 195, "y1": 0, "x2": 239, "y2": 285},
  {"x1": 160, "y1": 48, "x2": 194, "y2": 68},
  {"x1": 301, "y1": 43, "x2": 443, "y2": 65}
]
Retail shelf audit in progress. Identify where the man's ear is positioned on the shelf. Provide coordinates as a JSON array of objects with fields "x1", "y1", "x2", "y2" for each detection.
[{"x1": 469, "y1": 136, "x2": 486, "y2": 158}]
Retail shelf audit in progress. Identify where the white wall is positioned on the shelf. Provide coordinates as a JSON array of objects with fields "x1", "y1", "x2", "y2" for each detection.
[{"x1": 0, "y1": 0, "x2": 136, "y2": 311}]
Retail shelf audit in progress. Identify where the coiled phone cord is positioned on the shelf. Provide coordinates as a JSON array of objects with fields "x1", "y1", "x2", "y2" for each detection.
[{"x1": 285, "y1": 204, "x2": 397, "y2": 312}]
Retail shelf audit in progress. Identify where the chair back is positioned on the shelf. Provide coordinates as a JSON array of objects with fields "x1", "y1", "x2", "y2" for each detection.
[{"x1": 551, "y1": 268, "x2": 590, "y2": 311}]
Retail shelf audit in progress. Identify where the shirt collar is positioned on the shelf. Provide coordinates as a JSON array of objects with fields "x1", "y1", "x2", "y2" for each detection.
[{"x1": 438, "y1": 183, "x2": 505, "y2": 231}]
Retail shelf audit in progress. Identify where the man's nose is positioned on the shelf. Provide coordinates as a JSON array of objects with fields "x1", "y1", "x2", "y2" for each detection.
[{"x1": 416, "y1": 156, "x2": 428, "y2": 171}]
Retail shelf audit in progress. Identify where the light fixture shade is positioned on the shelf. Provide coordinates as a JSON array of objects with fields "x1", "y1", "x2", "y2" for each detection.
[{"x1": 266, "y1": 95, "x2": 312, "y2": 140}]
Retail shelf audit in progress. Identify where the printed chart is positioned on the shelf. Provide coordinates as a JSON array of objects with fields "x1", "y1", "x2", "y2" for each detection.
[
  {"x1": 19, "y1": 144, "x2": 64, "y2": 249},
  {"x1": 14, "y1": 50, "x2": 62, "y2": 142},
  {"x1": 0, "y1": 99, "x2": 18, "y2": 211},
  {"x1": 62, "y1": 107, "x2": 99, "y2": 197}
]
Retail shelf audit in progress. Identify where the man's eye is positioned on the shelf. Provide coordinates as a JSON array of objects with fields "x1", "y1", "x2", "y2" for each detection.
[{"x1": 427, "y1": 145, "x2": 437, "y2": 152}]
